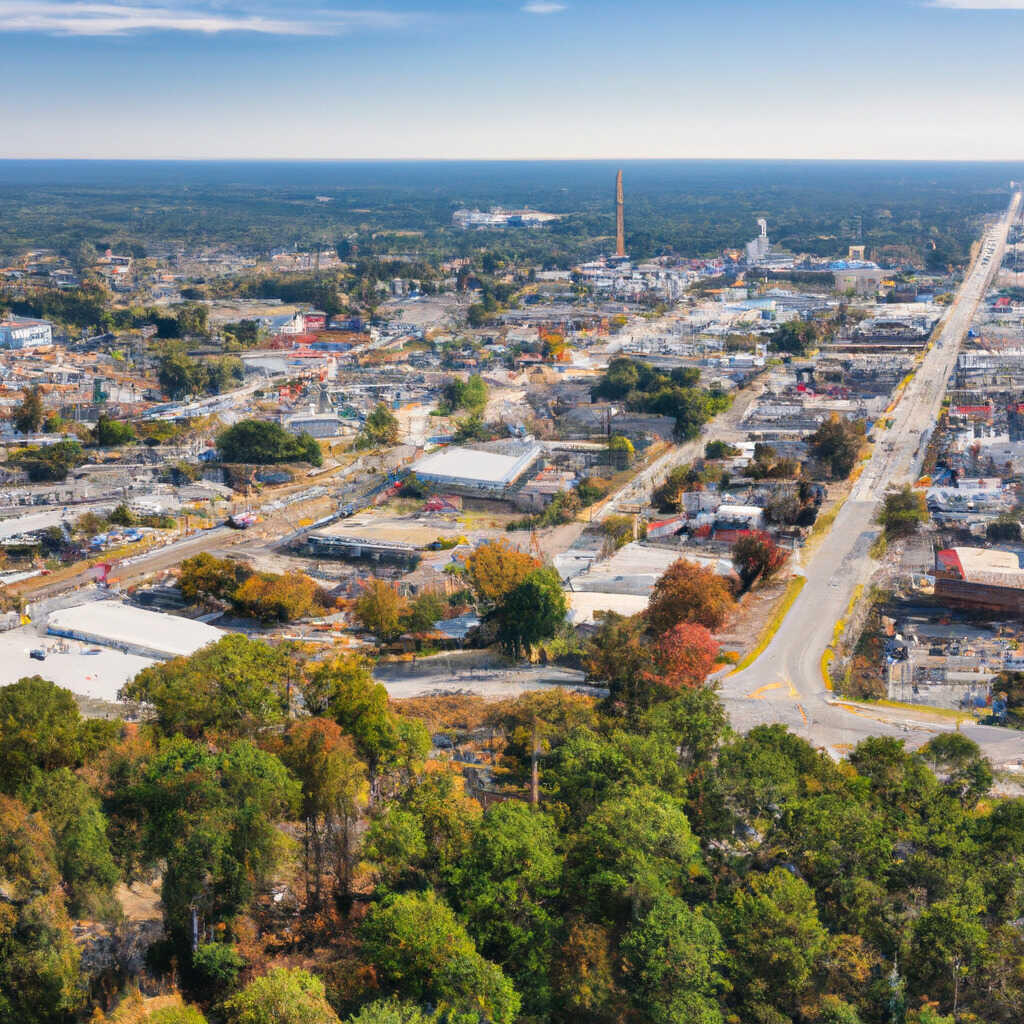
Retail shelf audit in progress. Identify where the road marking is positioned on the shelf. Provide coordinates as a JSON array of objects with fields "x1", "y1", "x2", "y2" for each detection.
[
  {"x1": 796, "y1": 703, "x2": 808, "y2": 725},
  {"x1": 747, "y1": 681, "x2": 784, "y2": 699}
]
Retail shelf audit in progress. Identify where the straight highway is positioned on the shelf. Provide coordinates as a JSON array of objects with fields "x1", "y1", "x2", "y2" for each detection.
[{"x1": 721, "y1": 192, "x2": 1024, "y2": 765}]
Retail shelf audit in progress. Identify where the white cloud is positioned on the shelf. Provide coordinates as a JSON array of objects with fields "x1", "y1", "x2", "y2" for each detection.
[
  {"x1": 522, "y1": 2, "x2": 566, "y2": 13},
  {"x1": 928, "y1": 0, "x2": 1024, "y2": 8},
  {"x1": 0, "y1": 1, "x2": 417, "y2": 36}
]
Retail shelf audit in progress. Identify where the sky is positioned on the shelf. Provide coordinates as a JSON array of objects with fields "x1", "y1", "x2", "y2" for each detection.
[{"x1": 1, "y1": 0, "x2": 1024, "y2": 159}]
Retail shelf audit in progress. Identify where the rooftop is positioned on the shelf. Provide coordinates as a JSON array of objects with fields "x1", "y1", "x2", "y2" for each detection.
[{"x1": 412, "y1": 443, "x2": 542, "y2": 487}]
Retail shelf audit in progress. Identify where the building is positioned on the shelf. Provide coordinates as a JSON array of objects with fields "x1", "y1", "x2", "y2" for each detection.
[
  {"x1": 934, "y1": 547, "x2": 1024, "y2": 615},
  {"x1": 0, "y1": 315, "x2": 53, "y2": 349},
  {"x1": 410, "y1": 443, "x2": 542, "y2": 497},
  {"x1": 47, "y1": 601, "x2": 224, "y2": 660}
]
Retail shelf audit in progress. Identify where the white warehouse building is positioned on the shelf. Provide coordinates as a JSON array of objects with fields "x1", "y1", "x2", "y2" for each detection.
[
  {"x1": 47, "y1": 601, "x2": 224, "y2": 660},
  {"x1": 410, "y1": 443, "x2": 542, "y2": 496}
]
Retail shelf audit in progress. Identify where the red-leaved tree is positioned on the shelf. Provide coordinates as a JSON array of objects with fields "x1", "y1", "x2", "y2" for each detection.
[{"x1": 644, "y1": 622, "x2": 719, "y2": 691}]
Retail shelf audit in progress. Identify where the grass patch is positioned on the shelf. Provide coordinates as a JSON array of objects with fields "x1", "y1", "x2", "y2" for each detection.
[
  {"x1": 821, "y1": 584, "x2": 864, "y2": 691},
  {"x1": 731, "y1": 576, "x2": 807, "y2": 674},
  {"x1": 869, "y1": 533, "x2": 888, "y2": 560}
]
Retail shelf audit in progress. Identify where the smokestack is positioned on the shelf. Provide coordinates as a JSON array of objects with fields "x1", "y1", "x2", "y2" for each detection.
[{"x1": 615, "y1": 169, "x2": 625, "y2": 258}]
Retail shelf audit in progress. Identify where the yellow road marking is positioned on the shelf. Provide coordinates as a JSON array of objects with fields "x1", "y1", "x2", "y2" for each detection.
[{"x1": 747, "y1": 681, "x2": 784, "y2": 699}]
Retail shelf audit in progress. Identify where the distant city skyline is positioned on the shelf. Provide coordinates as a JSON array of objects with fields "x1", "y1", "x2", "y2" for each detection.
[{"x1": 2, "y1": 0, "x2": 1024, "y2": 160}]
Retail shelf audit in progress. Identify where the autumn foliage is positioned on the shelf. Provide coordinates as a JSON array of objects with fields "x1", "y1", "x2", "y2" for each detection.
[
  {"x1": 466, "y1": 539, "x2": 541, "y2": 604},
  {"x1": 645, "y1": 558, "x2": 735, "y2": 635},
  {"x1": 645, "y1": 622, "x2": 720, "y2": 691}
]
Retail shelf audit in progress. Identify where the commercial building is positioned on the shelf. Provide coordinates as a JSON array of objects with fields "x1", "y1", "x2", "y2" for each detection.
[
  {"x1": 47, "y1": 601, "x2": 224, "y2": 660},
  {"x1": 410, "y1": 443, "x2": 542, "y2": 496},
  {"x1": 934, "y1": 547, "x2": 1024, "y2": 615},
  {"x1": 0, "y1": 315, "x2": 53, "y2": 349}
]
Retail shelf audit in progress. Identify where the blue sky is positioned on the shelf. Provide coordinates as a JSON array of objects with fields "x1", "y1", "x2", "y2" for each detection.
[{"x1": 1, "y1": 0, "x2": 1023, "y2": 159}]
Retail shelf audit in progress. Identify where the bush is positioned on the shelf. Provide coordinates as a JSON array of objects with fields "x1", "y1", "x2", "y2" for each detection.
[
  {"x1": 193, "y1": 942, "x2": 244, "y2": 990},
  {"x1": 217, "y1": 420, "x2": 322, "y2": 466}
]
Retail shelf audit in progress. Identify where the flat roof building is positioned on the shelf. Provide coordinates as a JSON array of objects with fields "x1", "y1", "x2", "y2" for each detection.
[
  {"x1": 47, "y1": 601, "x2": 224, "y2": 660},
  {"x1": 410, "y1": 443, "x2": 542, "y2": 495}
]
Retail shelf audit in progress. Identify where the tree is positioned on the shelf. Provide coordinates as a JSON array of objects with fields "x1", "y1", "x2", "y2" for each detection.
[
  {"x1": 346, "y1": 1001, "x2": 434, "y2": 1024},
  {"x1": 768, "y1": 320, "x2": 819, "y2": 356},
  {"x1": 466, "y1": 539, "x2": 540, "y2": 605},
  {"x1": 646, "y1": 559, "x2": 735, "y2": 635},
  {"x1": 808, "y1": 414, "x2": 864, "y2": 480},
  {"x1": 217, "y1": 419, "x2": 322, "y2": 466},
  {"x1": 919, "y1": 733, "x2": 993, "y2": 809},
  {"x1": 495, "y1": 566, "x2": 568, "y2": 658},
  {"x1": 0, "y1": 795, "x2": 83, "y2": 1024},
  {"x1": 986, "y1": 515, "x2": 1022, "y2": 542},
  {"x1": 12, "y1": 385, "x2": 44, "y2": 434},
  {"x1": 232, "y1": 571, "x2": 327, "y2": 623},
  {"x1": 179, "y1": 552, "x2": 251, "y2": 605},
  {"x1": 620, "y1": 894, "x2": 726, "y2": 1024},
  {"x1": 444, "y1": 374, "x2": 488, "y2": 415},
  {"x1": 566, "y1": 784, "x2": 700, "y2": 922},
  {"x1": 158, "y1": 350, "x2": 199, "y2": 399},
  {"x1": 223, "y1": 968, "x2": 341, "y2": 1024},
  {"x1": 354, "y1": 579, "x2": 410, "y2": 642},
  {"x1": 92, "y1": 413, "x2": 136, "y2": 446},
  {"x1": 585, "y1": 612, "x2": 658, "y2": 717},
  {"x1": 732, "y1": 531, "x2": 789, "y2": 592},
  {"x1": 646, "y1": 622, "x2": 719, "y2": 692},
  {"x1": 280, "y1": 718, "x2": 368, "y2": 909},
  {"x1": 704, "y1": 440, "x2": 740, "y2": 460},
  {"x1": 359, "y1": 891, "x2": 520, "y2": 1024},
  {"x1": 134, "y1": 737, "x2": 298, "y2": 948},
  {"x1": 448, "y1": 802, "x2": 563, "y2": 1015},
  {"x1": 723, "y1": 866, "x2": 829, "y2": 1019},
  {"x1": 608, "y1": 434, "x2": 635, "y2": 468},
  {"x1": 877, "y1": 485, "x2": 927, "y2": 539},
  {"x1": 19, "y1": 768, "x2": 119, "y2": 918},
  {"x1": 0, "y1": 675, "x2": 116, "y2": 794},
  {"x1": 403, "y1": 590, "x2": 447, "y2": 634},
  {"x1": 121, "y1": 635, "x2": 293, "y2": 739},
  {"x1": 357, "y1": 403, "x2": 399, "y2": 448},
  {"x1": 304, "y1": 656, "x2": 429, "y2": 778}
]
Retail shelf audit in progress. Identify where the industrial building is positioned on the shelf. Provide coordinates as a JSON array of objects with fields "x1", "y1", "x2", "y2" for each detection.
[
  {"x1": 934, "y1": 547, "x2": 1024, "y2": 615},
  {"x1": 47, "y1": 601, "x2": 224, "y2": 660},
  {"x1": 410, "y1": 443, "x2": 542, "y2": 497},
  {"x1": 0, "y1": 315, "x2": 53, "y2": 349}
]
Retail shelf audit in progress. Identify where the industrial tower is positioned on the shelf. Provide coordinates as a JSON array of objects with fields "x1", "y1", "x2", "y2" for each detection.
[{"x1": 615, "y1": 169, "x2": 625, "y2": 258}]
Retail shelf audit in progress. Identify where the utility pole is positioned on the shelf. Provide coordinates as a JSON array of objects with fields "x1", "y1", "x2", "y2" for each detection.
[{"x1": 530, "y1": 717, "x2": 540, "y2": 806}]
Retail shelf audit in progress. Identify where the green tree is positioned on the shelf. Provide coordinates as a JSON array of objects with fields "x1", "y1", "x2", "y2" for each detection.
[
  {"x1": 359, "y1": 891, "x2": 520, "y2": 1024},
  {"x1": 0, "y1": 795, "x2": 83, "y2": 1024},
  {"x1": 357, "y1": 404, "x2": 400, "y2": 448},
  {"x1": 722, "y1": 866, "x2": 829, "y2": 1019},
  {"x1": 122, "y1": 635, "x2": 293, "y2": 739},
  {"x1": 620, "y1": 893, "x2": 726, "y2": 1024},
  {"x1": 92, "y1": 413, "x2": 136, "y2": 446},
  {"x1": 134, "y1": 737, "x2": 298, "y2": 948},
  {"x1": 495, "y1": 566, "x2": 568, "y2": 657},
  {"x1": 403, "y1": 590, "x2": 447, "y2": 634},
  {"x1": 0, "y1": 676, "x2": 117, "y2": 793},
  {"x1": 876, "y1": 485, "x2": 928, "y2": 540},
  {"x1": 19, "y1": 768, "x2": 119, "y2": 918},
  {"x1": 280, "y1": 718, "x2": 368, "y2": 910},
  {"x1": 178, "y1": 552, "x2": 251, "y2": 605},
  {"x1": 12, "y1": 385, "x2": 44, "y2": 434},
  {"x1": 448, "y1": 802, "x2": 562, "y2": 1015},
  {"x1": 768, "y1": 320, "x2": 820, "y2": 356},
  {"x1": 566, "y1": 783, "x2": 700, "y2": 922},
  {"x1": 223, "y1": 968, "x2": 341, "y2": 1024},
  {"x1": 217, "y1": 419, "x2": 322, "y2": 466},
  {"x1": 808, "y1": 414, "x2": 864, "y2": 480}
]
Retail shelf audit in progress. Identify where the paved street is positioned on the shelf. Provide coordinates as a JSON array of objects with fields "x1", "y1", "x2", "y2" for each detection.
[{"x1": 722, "y1": 193, "x2": 1024, "y2": 766}]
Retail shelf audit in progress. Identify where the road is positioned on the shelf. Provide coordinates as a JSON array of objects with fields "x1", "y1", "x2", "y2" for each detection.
[
  {"x1": 721, "y1": 193, "x2": 1024, "y2": 766},
  {"x1": 595, "y1": 381, "x2": 765, "y2": 522}
]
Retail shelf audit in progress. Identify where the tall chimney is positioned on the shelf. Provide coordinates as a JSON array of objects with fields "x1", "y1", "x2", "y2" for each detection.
[{"x1": 615, "y1": 169, "x2": 625, "y2": 258}]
